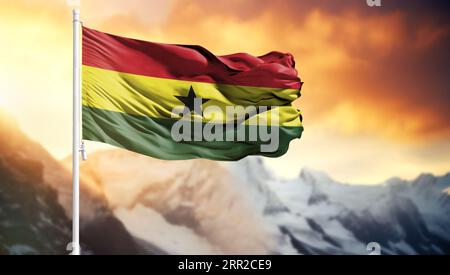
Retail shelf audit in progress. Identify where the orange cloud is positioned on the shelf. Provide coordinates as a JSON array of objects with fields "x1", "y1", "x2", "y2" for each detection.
[{"x1": 146, "y1": 0, "x2": 450, "y2": 143}]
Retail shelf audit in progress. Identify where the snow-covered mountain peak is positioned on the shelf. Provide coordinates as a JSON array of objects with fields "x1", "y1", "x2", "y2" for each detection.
[
  {"x1": 299, "y1": 167, "x2": 334, "y2": 185},
  {"x1": 229, "y1": 156, "x2": 274, "y2": 184},
  {"x1": 229, "y1": 159, "x2": 450, "y2": 254}
]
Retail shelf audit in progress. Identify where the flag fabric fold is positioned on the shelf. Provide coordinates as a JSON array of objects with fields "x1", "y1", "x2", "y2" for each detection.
[{"x1": 82, "y1": 26, "x2": 303, "y2": 160}]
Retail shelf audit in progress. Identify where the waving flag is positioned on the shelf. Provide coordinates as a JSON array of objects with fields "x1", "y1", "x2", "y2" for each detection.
[{"x1": 82, "y1": 26, "x2": 303, "y2": 160}]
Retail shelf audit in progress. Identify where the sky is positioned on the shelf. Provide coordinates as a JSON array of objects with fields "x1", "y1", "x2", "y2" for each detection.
[{"x1": 0, "y1": 0, "x2": 449, "y2": 183}]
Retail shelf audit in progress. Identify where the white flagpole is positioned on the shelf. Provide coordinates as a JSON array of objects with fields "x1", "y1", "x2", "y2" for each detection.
[{"x1": 71, "y1": 7, "x2": 81, "y2": 255}]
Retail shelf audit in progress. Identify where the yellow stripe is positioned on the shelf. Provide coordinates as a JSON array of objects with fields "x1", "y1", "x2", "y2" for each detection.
[{"x1": 82, "y1": 65, "x2": 302, "y2": 127}]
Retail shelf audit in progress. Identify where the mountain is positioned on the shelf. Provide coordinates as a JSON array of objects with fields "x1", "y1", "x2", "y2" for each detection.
[
  {"x1": 229, "y1": 157, "x2": 450, "y2": 255},
  {"x1": 0, "y1": 111, "x2": 150, "y2": 254},
  {"x1": 0, "y1": 141, "x2": 70, "y2": 254},
  {"x1": 80, "y1": 150, "x2": 450, "y2": 255},
  {"x1": 1, "y1": 109, "x2": 449, "y2": 254},
  {"x1": 78, "y1": 150, "x2": 273, "y2": 254}
]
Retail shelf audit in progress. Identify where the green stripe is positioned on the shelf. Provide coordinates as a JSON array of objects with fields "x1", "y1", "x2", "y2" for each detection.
[{"x1": 82, "y1": 106, "x2": 303, "y2": 161}]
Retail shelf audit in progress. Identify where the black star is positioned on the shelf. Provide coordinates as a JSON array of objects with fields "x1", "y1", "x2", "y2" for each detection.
[{"x1": 175, "y1": 86, "x2": 209, "y2": 115}]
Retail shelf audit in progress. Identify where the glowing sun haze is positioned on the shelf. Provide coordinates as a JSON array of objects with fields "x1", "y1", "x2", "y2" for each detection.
[{"x1": 1, "y1": 0, "x2": 449, "y2": 183}]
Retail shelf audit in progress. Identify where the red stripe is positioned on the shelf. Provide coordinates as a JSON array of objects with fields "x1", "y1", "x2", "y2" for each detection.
[{"x1": 82, "y1": 27, "x2": 302, "y2": 90}]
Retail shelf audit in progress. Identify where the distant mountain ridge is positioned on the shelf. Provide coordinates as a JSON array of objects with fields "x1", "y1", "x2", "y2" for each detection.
[
  {"x1": 229, "y1": 158, "x2": 450, "y2": 254},
  {"x1": 1, "y1": 109, "x2": 449, "y2": 254},
  {"x1": 76, "y1": 149, "x2": 450, "y2": 255}
]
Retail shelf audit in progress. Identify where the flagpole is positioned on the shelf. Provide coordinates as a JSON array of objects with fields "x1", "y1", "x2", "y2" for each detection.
[{"x1": 71, "y1": 7, "x2": 81, "y2": 255}]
